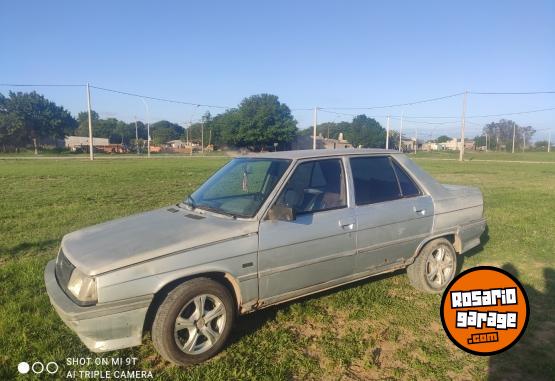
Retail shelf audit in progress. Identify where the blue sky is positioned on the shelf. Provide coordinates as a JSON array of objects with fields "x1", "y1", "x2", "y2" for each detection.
[{"x1": 1, "y1": 0, "x2": 554, "y2": 141}]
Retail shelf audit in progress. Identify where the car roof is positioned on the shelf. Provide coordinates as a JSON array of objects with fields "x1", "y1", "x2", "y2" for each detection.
[{"x1": 238, "y1": 148, "x2": 401, "y2": 160}]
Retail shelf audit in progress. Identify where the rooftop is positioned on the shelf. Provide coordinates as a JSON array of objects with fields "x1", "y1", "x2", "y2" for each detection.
[{"x1": 239, "y1": 148, "x2": 401, "y2": 160}]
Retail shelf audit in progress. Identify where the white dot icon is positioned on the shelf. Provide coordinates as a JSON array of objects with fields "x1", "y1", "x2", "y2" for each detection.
[{"x1": 18, "y1": 362, "x2": 30, "y2": 374}]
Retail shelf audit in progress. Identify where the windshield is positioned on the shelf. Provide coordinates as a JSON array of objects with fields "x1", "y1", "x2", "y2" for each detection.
[{"x1": 186, "y1": 158, "x2": 291, "y2": 218}]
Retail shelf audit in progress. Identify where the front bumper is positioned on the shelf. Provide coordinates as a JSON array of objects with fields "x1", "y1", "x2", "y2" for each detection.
[{"x1": 44, "y1": 260, "x2": 153, "y2": 352}]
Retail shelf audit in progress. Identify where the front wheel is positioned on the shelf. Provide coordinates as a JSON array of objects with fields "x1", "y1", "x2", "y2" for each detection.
[
  {"x1": 152, "y1": 278, "x2": 235, "y2": 366},
  {"x1": 407, "y1": 238, "x2": 459, "y2": 293}
]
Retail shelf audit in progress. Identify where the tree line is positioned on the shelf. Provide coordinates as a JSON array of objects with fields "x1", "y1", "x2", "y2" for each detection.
[
  {"x1": 0, "y1": 92, "x2": 300, "y2": 152},
  {"x1": 1, "y1": 91, "x2": 544, "y2": 153},
  {"x1": 474, "y1": 119, "x2": 537, "y2": 151},
  {"x1": 0, "y1": 92, "x2": 77, "y2": 153}
]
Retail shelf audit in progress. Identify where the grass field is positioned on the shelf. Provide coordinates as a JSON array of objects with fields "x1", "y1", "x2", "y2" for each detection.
[{"x1": 1, "y1": 152, "x2": 554, "y2": 380}]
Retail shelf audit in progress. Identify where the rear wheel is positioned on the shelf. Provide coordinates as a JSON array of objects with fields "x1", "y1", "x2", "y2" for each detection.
[
  {"x1": 407, "y1": 238, "x2": 458, "y2": 293},
  {"x1": 152, "y1": 278, "x2": 234, "y2": 366}
]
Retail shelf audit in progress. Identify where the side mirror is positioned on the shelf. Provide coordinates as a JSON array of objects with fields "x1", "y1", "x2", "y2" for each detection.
[{"x1": 266, "y1": 204, "x2": 296, "y2": 221}]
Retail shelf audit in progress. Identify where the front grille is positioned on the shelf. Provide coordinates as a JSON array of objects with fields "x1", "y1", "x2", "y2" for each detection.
[{"x1": 55, "y1": 248, "x2": 75, "y2": 289}]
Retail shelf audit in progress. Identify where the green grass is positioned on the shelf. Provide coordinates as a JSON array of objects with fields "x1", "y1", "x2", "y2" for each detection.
[
  {"x1": 1, "y1": 152, "x2": 554, "y2": 380},
  {"x1": 413, "y1": 149, "x2": 555, "y2": 162}
]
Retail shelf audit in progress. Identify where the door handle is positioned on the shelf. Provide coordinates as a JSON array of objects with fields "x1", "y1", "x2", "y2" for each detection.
[
  {"x1": 413, "y1": 206, "x2": 426, "y2": 216},
  {"x1": 339, "y1": 218, "x2": 355, "y2": 230}
]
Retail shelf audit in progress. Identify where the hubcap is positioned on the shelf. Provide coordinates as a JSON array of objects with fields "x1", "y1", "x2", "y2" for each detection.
[
  {"x1": 425, "y1": 246, "x2": 454, "y2": 288},
  {"x1": 174, "y1": 294, "x2": 226, "y2": 355}
]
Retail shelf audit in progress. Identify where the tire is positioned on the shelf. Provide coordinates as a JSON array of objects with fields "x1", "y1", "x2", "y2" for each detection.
[
  {"x1": 407, "y1": 238, "x2": 459, "y2": 293},
  {"x1": 152, "y1": 277, "x2": 235, "y2": 366}
]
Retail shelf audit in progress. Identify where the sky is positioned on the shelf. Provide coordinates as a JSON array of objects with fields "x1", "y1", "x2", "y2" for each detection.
[{"x1": 1, "y1": 0, "x2": 554, "y2": 141}]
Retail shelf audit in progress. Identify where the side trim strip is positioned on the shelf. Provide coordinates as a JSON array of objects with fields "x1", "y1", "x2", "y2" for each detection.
[
  {"x1": 357, "y1": 233, "x2": 429, "y2": 254},
  {"x1": 237, "y1": 273, "x2": 258, "y2": 282},
  {"x1": 356, "y1": 215, "x2": 432, "y2": 234},
  {"x1": 256, "y1": 263, "x2": 405, "y2": 309},
  {"x1": 259, "y1": 249, "x2": 356, "y2": 277}
]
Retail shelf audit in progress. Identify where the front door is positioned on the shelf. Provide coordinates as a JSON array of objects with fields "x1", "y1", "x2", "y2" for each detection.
[{"x1": 258, "y1": 158, "x2": 356, "y2": 302}]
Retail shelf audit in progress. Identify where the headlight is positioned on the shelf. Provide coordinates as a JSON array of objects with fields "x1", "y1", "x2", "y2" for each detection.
[{"x1": 67, "y1": 267, "x2": 97, "y2": 304}]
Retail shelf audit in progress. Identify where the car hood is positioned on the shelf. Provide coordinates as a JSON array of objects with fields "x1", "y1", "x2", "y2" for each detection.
[{"x1": 61, "y1": 206, "x2": 259, "y2": 276}]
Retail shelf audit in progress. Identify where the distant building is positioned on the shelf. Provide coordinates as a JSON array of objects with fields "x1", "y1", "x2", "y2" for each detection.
[
  {"x1": 401, "y1": 139, "x2": 415, "y2": 152},
  {"x1": 65, "y1": 136, "x2": 109, "y2": 151},
  {"x1": 165, "y1": 139, "x2": 187, "y2": 148},
  {"x1": 422, "y1": 138, "x2": 475, "y2": 151},
  {"x1": 162, "y1": 139, "x2": 201, "y2": 154},
  {"x1": 422, "y1": 142, "x2": 439, "y2": 151},
  {"x1": 292, "y1": 132, "x2": 352, "y2": 150},
  {"x1": 64, "y1": 136, "x2": 127, "y2": 153}
]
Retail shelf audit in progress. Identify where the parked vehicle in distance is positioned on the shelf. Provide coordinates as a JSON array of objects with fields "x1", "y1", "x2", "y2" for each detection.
[{"x1": 44, "y1": 149, "x2": 486, "y2": 365}]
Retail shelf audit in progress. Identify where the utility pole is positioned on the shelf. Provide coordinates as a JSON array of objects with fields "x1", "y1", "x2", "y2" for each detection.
[
  {"x1": 134, "y1": 117, "x2": 139, "y2": 155},
  {"x1": 201, "y1": 119, "x2": 204, "y2": 155},
  {"x1": 523, "y1": 131, "x2": 526, "y2": 152},
  {"x1": 512, "y1": 121, "x2": 516, "y2": 154},
  {"x1": 312, "y1": 107, "x2": 318, "y2": 150},
  {"x1": 414, "y1": 127, "x2": 417, "y2": 154},
  {"x1": 399, "y1": 113, "x2": 404, "y2": 152},
  {"x1": 385, "y1": 115, "x2": 390, "y2": 150},
  {"x1": 459, "y1": 91, "x2": 468, "y2": 162},
  {"x1": 86, "y1": 83, "x2": 94, "y2": 160},
  {"x1": 141, "y1": 98, "x2": 150, "y2": 158},
  {"x1": 485, "y1": 133, "x2": 488, "y2": 152},
  {"x1": 548, "y1": 130, "x2": 551, "y2": 153}
]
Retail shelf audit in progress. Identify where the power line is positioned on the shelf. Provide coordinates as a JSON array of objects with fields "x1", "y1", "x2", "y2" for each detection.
[
  {"x1": 471, "y1": 91, "x2": 555, "y2": 95},
  {"x1": 2, "y1": 82, "x2": 554, "y2": 121},
  {"x1": 89, "y1": 85, "x2": 230, "y2": 109},
  {"x1": 0, "y1": 83, "x2": 84, "y2": 87},
  {"x1": 466, "y1": 106, "x2": 555, "y2": 119},
  {"x1": 322, "y1": 92, "x2": 465, "y2": 110},
  {"x1": 319, "y1": 109, "x2": 359, "y2": 117}
]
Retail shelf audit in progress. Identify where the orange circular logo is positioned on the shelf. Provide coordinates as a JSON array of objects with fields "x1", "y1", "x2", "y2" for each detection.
[{"x1": 440, "y1": 266, "x2": 529, "y2": 355}]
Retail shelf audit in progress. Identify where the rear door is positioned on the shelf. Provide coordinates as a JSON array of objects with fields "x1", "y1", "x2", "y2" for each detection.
[
  {"x1": 258, "y1": 158, "x2": 356, "y2": 301},
  {"x1": 350, "y1": 156, "x2": 433, "y2": 271}
]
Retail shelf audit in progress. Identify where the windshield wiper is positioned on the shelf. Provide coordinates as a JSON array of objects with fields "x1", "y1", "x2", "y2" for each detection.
[
  {"x1": 184, "y1": 195, "x2": 196, "y2": 209},
  {"x1": 196, "y1": 204, "x2": 238, "y2": 219}
]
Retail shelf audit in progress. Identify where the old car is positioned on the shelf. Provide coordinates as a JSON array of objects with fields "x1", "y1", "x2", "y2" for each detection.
[{"x1": 44, "y1": 149, "x2": 486, "y2": 365}]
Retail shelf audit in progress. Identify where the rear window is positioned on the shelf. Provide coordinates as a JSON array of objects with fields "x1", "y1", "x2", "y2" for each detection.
[{"x1": 350, "y1": 156, "x2": 401, "y2": 205}]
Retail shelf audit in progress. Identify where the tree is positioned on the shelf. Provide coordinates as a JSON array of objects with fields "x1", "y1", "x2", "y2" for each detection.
[
  {"x1": 436, "y1": 135, "x2": 451, "y2": 143},
  {"x1": 482, "y1": 119, "x2": 535, "y2": 151},
  {"x1": 348, "y1": 115, "x2": 386, "y2": 148},
  {"x1": 307, "y1": 116, "x2": 386, "y2": 148},
  {"x1": 534, "y1": 140, "x2": 549, "y2": 150},
  {"x1": 74, "y1": 112, "x2": 151, "y2": 146},
  {"x1": 74, "y1": 110, "x2": 99, "y2": 137},
  {"x1": 150, "y1": 120, "x2": 184, "y2": 145},
  {"x1": 474, "y1": 135, "x2": 486, "y2": 148},
  {"x1": 206, "y1": 94, "x2": 297, "y2": 151},
  {"x1": 0, "y1": 91, "x2": 77, "y2": 153}
]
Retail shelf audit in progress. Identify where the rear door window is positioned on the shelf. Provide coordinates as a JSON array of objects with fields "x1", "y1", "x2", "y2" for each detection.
[{"x1": 349, "y1": 156, "x2": 401, "y2": 205}]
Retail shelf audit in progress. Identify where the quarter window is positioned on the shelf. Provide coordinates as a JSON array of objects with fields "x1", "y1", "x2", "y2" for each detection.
[
  {"x1": 276, "y1": 159, "x2": 347, "y2": 214},
  {"x1": 391, "y1": 160, "x2": 421, "y2": 197}
]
